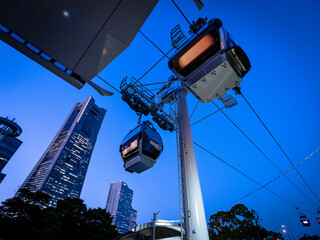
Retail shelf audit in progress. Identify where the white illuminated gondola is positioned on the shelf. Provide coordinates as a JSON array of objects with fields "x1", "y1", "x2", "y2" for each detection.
[
  {"x1": 120, "y1": 121, "x2": 163, "y2": 173},
  {"x1": 168, "y1": 18, "x2": 251, "y2": 103},
  {"x1": 300, "y1": 213, "x2": 311, "y2": 227}
]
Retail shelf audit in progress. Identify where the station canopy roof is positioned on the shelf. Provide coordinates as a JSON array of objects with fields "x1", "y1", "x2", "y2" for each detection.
[{"x1": 0, "y1": 0, "x2": 158, "y2": 90}]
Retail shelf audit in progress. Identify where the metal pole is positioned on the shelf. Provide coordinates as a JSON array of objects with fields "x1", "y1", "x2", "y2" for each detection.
[
  {"x1": 153, "y1": 211, "x2": 160, "y2": 240},
  {"x1": 176, "y1": 87, "x2": 209, "y2": 240},
  {"x1": 153, "y1": 213, "x2": 156, "y2": 240}
]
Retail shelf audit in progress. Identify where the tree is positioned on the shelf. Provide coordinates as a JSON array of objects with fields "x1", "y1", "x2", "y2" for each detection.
[
  {"x1": 208, "y1": 203, "x2": 283, "y2": 240},
  {"x1": 0, "y1": 188, "x2": 119, "y2": 240},
  {"x1": 300, "y1": 234, "x2": 320, "y2": 240}
]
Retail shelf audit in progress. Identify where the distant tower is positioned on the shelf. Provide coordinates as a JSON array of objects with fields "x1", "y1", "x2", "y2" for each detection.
[
  {"x1": 106, "y1": 181, "x2": 137, "y2": 233},
  {"x1": 0, "y1": 117, "x2": 23, "y2": 183},
  {"x1": 16, "y1": 96, "x2": 106, "y2": 207}
]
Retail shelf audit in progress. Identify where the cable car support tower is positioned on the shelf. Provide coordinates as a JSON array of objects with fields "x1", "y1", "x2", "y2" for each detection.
[
  {"x1": 121, "y1": 77, "x2": 210, "y2": 240},
  {"x1": 120, "y1": 17, "x2": 250, "y2": 240}
]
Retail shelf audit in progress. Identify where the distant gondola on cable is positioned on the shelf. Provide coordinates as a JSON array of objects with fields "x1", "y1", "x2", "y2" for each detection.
[
  {"x1": 120, "y1": 121, "x2": 163, "y2": 173},
  {"x1": 300, "y1": 214, "x2": 311, "y2": 227},
  {"x1": 168, "y1": 18, "x2": 251, "y2": 103}
]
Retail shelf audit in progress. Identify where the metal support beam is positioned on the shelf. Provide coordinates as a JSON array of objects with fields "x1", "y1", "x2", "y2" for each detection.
[{"x1": 175, "y1": 87, "x2": 209, "y2": 240}]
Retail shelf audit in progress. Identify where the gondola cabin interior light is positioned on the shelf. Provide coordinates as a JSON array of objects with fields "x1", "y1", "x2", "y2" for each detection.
[{"x1": 178, "y1": 34, "x2": 215, "y2": 69}]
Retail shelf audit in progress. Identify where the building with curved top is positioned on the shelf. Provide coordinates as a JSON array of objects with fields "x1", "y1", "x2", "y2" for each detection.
[
  {"x1": 0, "y1": 117, "x2": 23, "y2": 183},
  {"x1": 114, "y1": 221, "x2": 181, "y2": 240}
]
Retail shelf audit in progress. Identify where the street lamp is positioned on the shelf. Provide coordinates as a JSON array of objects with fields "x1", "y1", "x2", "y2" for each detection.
[
  {"x1": 281, "y1": 224, "x2": 295, "y2": 240},
  {"x1": 153, "y1": 211, "x2": 161, "y2": 240}
]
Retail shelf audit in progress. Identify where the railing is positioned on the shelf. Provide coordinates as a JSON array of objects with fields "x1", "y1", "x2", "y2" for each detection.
[{"x1": 120, "y1": 77, "x2": 175, "y2": 132}]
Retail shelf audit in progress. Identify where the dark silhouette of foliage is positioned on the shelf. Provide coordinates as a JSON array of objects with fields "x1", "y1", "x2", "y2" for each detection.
[
  {"x1": 300, "y1": 234, "x2": 320, "y2": 240},
  {"x1": 208, "y1": 203, "x2": 283, "y2": 240},
  {"x1": 0, "y1": 188, "x2": 119, "y2": 240}
]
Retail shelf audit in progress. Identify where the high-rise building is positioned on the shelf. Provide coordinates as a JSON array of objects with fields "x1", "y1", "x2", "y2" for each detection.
[
  {"x1": 0, "y1": 117, "x2": 23, "y2": 183},
  {"x1": 106, "y1": 181, "x2": 137, "y2": 233},
  {"x1": 16, "y1": 96, "x2": 106, "y2": 207}
]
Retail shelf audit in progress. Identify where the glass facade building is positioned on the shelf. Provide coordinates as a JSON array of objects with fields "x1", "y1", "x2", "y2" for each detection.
[
  {"x1": 16, "y1": 96, "x2": 106, "y2": 207},
  {"x1": 106, "y1": 181, "x2": 137, "y2": 233},
  {"x1": 0, "y1": 118, "x2": 23, "y2": 183}
]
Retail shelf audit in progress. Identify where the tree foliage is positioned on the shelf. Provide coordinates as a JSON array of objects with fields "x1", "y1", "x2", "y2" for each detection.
[
  {"x1": 0, "y1": 188, "x2": 119, "y2": 240},
  {"x1": 208, "y1": 204, "x2": 283, "y2": 240},
  {"x1": 300, "y1": 235, "x2": 320, "y2": 240}
]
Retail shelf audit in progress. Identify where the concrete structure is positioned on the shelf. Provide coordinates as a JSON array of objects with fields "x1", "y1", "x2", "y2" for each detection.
[
  {"x1": 0, "y1": 0, "x2": 158, "y2": 93},
  {"x1": 106, "y1": 181, "x2": 137, "y2": 233},
  {"x1": 16, "y1": 96, "x2": 106, "y2": 207},
  {"x1": 0, "y1": 117, "x2": 23, "y2": 183}
]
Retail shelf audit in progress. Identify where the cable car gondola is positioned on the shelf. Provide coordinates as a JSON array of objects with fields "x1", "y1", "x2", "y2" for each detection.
[
  {"x1": 316, "y1": 217, "x2": 320, "y2": 224},
  {"x1": 168, "y1": 18, "x2": 251, "y2": 103},
  {"x1": 300, "y1": 214, "x2": 311, "y2": 227},
  {"x1": 120, "y1": 121, "x2": 163, "y2": 173}
]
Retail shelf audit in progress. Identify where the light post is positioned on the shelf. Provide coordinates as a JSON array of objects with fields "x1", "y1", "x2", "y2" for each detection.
[
  {"x1": 153, "y1": 211, "x2": 160, "y2": 240},
  {"x1": 281, "y1": 225, "x2": 295, "y2": 240}
]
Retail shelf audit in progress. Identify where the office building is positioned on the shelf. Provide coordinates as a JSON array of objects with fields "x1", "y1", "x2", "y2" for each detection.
[
  {"x1": 0, "y1": 117, "x2": 23, "y2": 183},
  {"x1": 16, "y1": 96, "x2": 106, "y2": 207},
  {"x1": 106, "y1": 181, "x2": 137, "y2": 233}
]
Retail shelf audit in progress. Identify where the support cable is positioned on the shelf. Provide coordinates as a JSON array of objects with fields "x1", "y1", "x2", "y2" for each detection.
[
  {"x1": 148, "y1": 88, "x2": 163, "y2": 92},
  {"x1": 139, "y1": 31, "x2": 170, "y2": 59},
  {"x1": 193, "y1": 142, "x2": 301, "y2": 210},
  {"x1": 191, "y1": 107, "x2": 225, "y2": 126},
  {"x1": 140, "y1": 79, "x2": 178, "y2": 87},
  {"x1": 97, "y1": 75, "x2": 122, "y2": 94},
  {"x1": 240, "y1": 90, "x2": 320, "y2": 204},
  {"x1": 212, "y1": 101, "x2": 320, "y2": 207},
  {"x1": 171, "y1": 0, "x2": 192, "y2": 26},
  {"x1": 189, "y1": 100, "x2": 200, "y2": 120},
  {"x1": 202, "y1": 145, "x2": 320, "y2": 214},
  {"x1": 133, "y1": 47, "x2": 175, "y2": 85}
]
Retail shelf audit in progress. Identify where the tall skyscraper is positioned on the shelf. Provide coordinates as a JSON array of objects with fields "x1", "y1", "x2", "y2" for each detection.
[
  {"x1": 16, "y1": 96, "x2": 106, "y2": 207},
  {"x1": 0, "y1": 117, "x2": 23, "y2": 183},
  {"x1": 106, "y1": 181, "x2": 137, "y2": 233}
]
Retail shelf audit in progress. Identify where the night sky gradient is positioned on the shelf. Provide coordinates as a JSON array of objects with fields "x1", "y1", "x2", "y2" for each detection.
[{"x1": 1, "y1": 0, "x2": 320, "y2": 238}]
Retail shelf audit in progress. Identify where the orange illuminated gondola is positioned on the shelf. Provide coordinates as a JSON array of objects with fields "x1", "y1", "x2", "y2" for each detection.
[{"x1": 168, "y1": 18, "x2": 251, "y2": 103}]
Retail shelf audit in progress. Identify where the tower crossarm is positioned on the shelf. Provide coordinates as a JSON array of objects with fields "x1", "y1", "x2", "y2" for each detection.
[{"x1": 120, "y1": 77, "x2": 176, "y2": 132}]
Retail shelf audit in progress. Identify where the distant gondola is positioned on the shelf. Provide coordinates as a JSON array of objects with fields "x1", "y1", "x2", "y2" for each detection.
[
  {"x1": 300, "y1": 214, "x2": 311, "y2": 227},
  {"x1": 168, "y1": 18, "x2": 251, "y2": 103},
  {"x1": 316, "y1": 217, "x2": 320, "y2": 224},
  {"x1": 120, "y1": 121, "x2": 163, "y2": 173}
]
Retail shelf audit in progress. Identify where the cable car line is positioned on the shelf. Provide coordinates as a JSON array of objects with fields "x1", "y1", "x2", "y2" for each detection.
[
  {"x1": 133, "y1": 47, "x2": 175, "y2": 86},
  {"x1": 238, "y1": 89, "x2": 320, "y2": 204},
  {"x1": 139, "y1": 31, "x2": 170, "y2": 59},
  {"x1": 191, "y1": 107, "x2": 225, "y2": 126},
  {"x1": 208, "y1": 146, "x2": 320, "y2": 214},
  {"x1": 212, "y1": 101, "x2": 320, "y2": 207},
  {"x1": 96, "y1": 75, "x2": 122, "y2": 94},
  {"x1": 139, "y1": 79, "x2": 178, "y2": 87},
  {"x1": 194, "y1": 142, "x2": 320, "y2": 214},
  {"x1": 148, "y1": 88, "x2": 163, "y2": 92},
  {"x1": 189, "y1": 100, "x2": 200, "y2": 120},
  {"x1": 98, "y1": 69, "x2": 320, "y2": 208},
  {"x1": 171, "y1": 0, "x2": 192, "y2": 26},
  {"x1": 193, "y1": 142, "x2": 301, "y2": 210}
]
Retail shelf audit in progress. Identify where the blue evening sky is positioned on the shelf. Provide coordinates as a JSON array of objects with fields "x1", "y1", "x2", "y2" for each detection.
[{"x1": 1, "y1": 0, "x2": 320, "y2": 238}]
